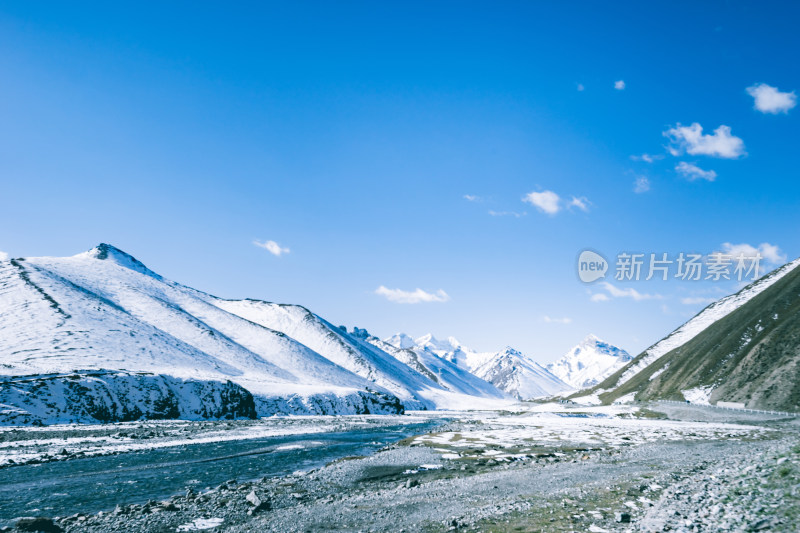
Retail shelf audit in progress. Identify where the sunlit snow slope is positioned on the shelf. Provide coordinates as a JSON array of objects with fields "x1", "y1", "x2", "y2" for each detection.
[
  {"x1": 547, "y1": 335, "x2": 631, "y2": 390},
  {"x1": 0, "y1": 244, "x2": 435, "y2": 422}
]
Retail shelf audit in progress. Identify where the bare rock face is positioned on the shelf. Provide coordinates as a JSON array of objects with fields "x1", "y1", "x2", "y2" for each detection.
[{"x1": 0, "y1": 371, "x2": 258, "y2": 425}]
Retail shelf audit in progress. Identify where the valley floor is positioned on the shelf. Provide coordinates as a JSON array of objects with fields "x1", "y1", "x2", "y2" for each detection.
[{"x1": 1, "y1": 403, "x2": 798, "y2": 532}]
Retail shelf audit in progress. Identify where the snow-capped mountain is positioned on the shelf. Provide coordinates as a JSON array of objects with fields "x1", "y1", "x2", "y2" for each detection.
[
  {"x1": 360, "y1": 330, "x2": 506, "y2": 399},
  {"x1": 389, "y1": 333, "x2": 496, "y2": 371},
  {"x1": 1, "y1": 244, "x2": 489, "y2": 423},
  {"x1": 384, "y1": 334, "x2": 569, "y2": 400},
  {"x1": 546, "y1": 335, "x2": 631, "y2": 390},
  {"x1": 472, "y1": 347, "x2": 571, "y2": 400},
  {"x1": 211, "y1": 299, "x2": 438, "y2": 409}
]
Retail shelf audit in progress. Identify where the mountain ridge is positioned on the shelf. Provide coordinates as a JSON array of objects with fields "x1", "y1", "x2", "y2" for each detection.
[{"x1": 576, "y1": 258, "x2": 800, "y2": 411}]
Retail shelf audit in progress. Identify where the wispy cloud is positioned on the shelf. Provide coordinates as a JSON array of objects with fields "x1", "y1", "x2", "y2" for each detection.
[
  {"x1": 488, "y1": 210, "x2": 526, "y2": 218},
  {"x1": 746, "y1": 83, "x2": 797, "y2": 114},
  {"x1": 675, "y1": 162, "x2": 717, "y2": 182},
  {"x1": 630, "y1": 153, "x2": 663, "y2": 163},
  {"x1": 664, "y1": 123, "x2": 745, "y2": 159},
  {"x1": 374, "y1": 286, "x2": 450, "y2": 304},
  {"x1": 568, "y1": 196, "x2": 590, "y2": 212},
  {"x1": 543, "y1": 315, "x2": 572, "y2": 324},
  {"x1": 576, "y1": 83, "x2": 585, "y2": 92},
  {"x1": 718, "y1": 242, "x2": 786, "y2": 265},
  {"x1": 523, "y1": 190, "x2": 561, "y2": 215},
  {"x1": 614, "y1": 80, "x2": 626, "y2": 90},
  {"x1": 590, "y1": 293, "x2": 610, "y2": 302},
  {"x1": 595, "y1": 282, "x2": 662, "y2": 302},
  {"x1": 463, "y1": 194, "x2": 482, "y2": 202},
  {"x1": 253, "y1": 239, "x2": 290, "y2": 257},
  {"x1": 633, "y1": 176, "x2": 651, "y2": 193}
]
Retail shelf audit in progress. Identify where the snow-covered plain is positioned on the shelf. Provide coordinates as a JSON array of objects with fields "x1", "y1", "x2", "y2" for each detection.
[{"x1": 410, "y1": 404, "x2": 772, "y2": 457}]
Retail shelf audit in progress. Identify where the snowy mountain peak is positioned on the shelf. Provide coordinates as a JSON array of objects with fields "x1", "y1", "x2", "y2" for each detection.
[
  {"x1": 547, "y1": 335, "x2": 631, "y2": 390},
  {"x1": 385, "y1": 333, "x2": 417, "y2": 350},
  {"x1": 472, "y1": 347, "x2": 570, "y2": 400},
  {"x1": 78, "y1": 243, "x2": 162, "y2": 279},
  {"x1": 499, "y1": 346, "x2": 521, "y2": 356},
  {"x1": 415, "y1": 333, "x2": 461, "y2": 352},
  {"x1": 580, "y1": 333, "x2": 601, "y2": 344}
]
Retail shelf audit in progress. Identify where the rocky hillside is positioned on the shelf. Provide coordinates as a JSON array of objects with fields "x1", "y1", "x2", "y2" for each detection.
[
  {"x1": 589, "y1": 258, "x2": 800, "y2": 411},
  {"x1": 0, "y1": 371, "x2": 258, "y2": 425}
]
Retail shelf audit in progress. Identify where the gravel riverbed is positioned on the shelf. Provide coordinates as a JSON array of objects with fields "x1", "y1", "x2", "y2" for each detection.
[{"x1": 2, "y1": 404, "x2": 797, "y2": 532}]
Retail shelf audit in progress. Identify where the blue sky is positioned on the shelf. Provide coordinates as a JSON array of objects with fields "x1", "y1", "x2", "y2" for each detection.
[{"x1": 1, "y1": 1, "x2": 798, "y2": 361}]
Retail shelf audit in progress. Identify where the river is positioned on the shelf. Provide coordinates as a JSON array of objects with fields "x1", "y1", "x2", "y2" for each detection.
[{"x1": 0, "y1": 419, "x2": 439, "y2": 523}]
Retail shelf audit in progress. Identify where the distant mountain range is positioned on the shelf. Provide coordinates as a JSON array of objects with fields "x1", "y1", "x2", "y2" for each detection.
[
  {"x1": 380, "y1": 334, "x2": 572, "y2": 400},
  {"x1": 1, "y1": 243, "x2": 709, "y2": 425}
]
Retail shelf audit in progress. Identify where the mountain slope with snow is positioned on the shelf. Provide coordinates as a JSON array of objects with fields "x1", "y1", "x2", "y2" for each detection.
[
  {"x1": 547, "y1": 335, "x2": 631, "y2": 390},
  {"x1": 383, "y1": 333, "x2": 570, "y2": 400},
  {"x1": 211, "y1": 300, "x2": 443, "y2": 409},
  {"x1": 394, "y1": 333, "x2": 496, "y2": 372},
  {"x1": 356, "y1": 330, "x2": 506, "y2": 399},
  {"x1": 0, "y1": 245, "x2": 417, "y2": 422},
  {"x1": 586, "y1": 258, "x2": 800, "y2": 410},
  {"x1": 471, "y1": 347, "x2": 571, "y2": 400}
]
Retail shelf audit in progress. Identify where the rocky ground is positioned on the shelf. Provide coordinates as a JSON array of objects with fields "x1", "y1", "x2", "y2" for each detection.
[{"x1": 2, "y1": 404, "x2": 798, "y2": 532}]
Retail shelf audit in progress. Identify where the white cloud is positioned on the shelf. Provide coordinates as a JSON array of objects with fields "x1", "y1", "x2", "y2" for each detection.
[
  {"x1": 719, "y1": 242, "x2": 786, "y2": 265},
  {"x1": 522, "y1": 190, "x2": 561, "y2": 215},
  {"x1": 681, "y1": 297, "x2": 716, "y2": 305},
  {"x1": 746, "y1": 83, "x2": 797, "y2": 114},
  {"x1": 675, "y1": 162, "x2": 717, "y2": 182},
  {"x1": 597, "y1": 282, "x2": 661, "y2": 301},
  {"x1": 568, "y1": 196, "x2": 590, "y2": 212},
  {"x1": 253, "y1": 239, "x2": 290, "y2": 257},
  {"x1": 0, "y1": 251, "x2": 8, "y2": 261},
  {"x1": 633, "y1": 176, "x2": 650, "y2": 193},
  {"x1": 374, "y1": 286, "x2": 450, "y2": 304},
  {"x1": 463, "y1": 194, "x2": 482, "y2": 202},
  {"x1": 543, "y1": 315, "x2": 572, "y2": 324},
  {"x1": 522, "y1": 190, "x2": 590, "y2": 215},
  {"x1": 630, "y1": 153, "x2": 663, "y2": 163},
  {"x1": 577, "y1": 83, "x2": 585, "y2": 92},
  {"x1": 488, "y1": 210, "x2": 525, "y2": 218},
  {"x1": 614, "y1": 80, "x2": 626, "y2": 90},
  {"x1": 664, "y1": 123, "x2": 745, "y2": 159},
  {"x1": 590, "y1": 293, "x2": 610, "y2": 302}
]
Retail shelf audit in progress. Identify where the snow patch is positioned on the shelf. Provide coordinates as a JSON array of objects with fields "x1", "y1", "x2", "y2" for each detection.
[
  {"x1": 177, "y1": 517, "x2": 224, "y2": 531},
  {"x1": 682, "y1": 386, "x2": 714, "y2": 405}
]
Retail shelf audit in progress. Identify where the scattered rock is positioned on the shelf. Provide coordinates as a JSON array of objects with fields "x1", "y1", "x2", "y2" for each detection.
[
  {"x1": 14, "y1": 517, "x2": 63, "y2": 533},
  {"x1": 245, "y1": 490, "x2": 262, "y2": 507}
]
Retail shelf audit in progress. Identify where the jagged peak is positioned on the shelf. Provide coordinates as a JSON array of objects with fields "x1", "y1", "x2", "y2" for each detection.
[
  {"x1": 385, "y1": 332, "x2": 416, "y2": 349},
  {"x1": 415, "y1": 333, "x2": 463, "y2": 352},
  {"x1": 581, "y1": 333, "x2": 601, "y2": 344},
  {"x1": 498, "y1": 345, "x2": 522, "y2": 356},
  {"x1": 77, "y1": 243, "x2": 162, "y2": 279}
]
